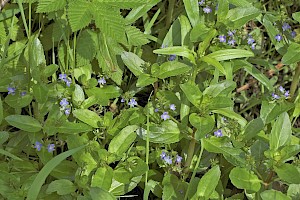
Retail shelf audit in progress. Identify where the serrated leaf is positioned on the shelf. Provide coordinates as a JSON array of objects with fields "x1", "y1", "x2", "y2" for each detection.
[
  {"x1": 125, "y1": 25, "x2": 150, "y2": 46},
  {"x1": 95, "y1": 0, "x2": 147, "y2": 9},
  {"x1": 37, "y1": 0, "x2": 66, "y2": 13},
  {"x1": 68, "y1": 0, "x2": 92, "y2": 32}
]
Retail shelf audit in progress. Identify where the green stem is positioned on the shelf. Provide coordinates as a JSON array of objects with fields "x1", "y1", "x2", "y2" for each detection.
[
  {"x1": 290, "y1": 63, "x2": 300, "y2": 97},
  {"x1": 183, "y1": 133, "x2": 196, "y2": 174},
  {"x1": 166, "y1": 0, "x2": 175, "y2": 29},
  {"x1": 16, "y1": 0, "x2": 29, "y2": 37},
  {"x1": 28, "y1": 0, "x2": 32, "y2": 37},
  {"x1": 184, "y1": 139, "x2": 204, "y2": 200}
]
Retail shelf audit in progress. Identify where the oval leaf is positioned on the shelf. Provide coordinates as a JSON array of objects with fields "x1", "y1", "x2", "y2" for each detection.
[
  {"x1": 229, "y1": 167, "x2": 261, "y2": 192},
  {"x1": 5, "y1": 115, "x2": 42, "y2": 132}
]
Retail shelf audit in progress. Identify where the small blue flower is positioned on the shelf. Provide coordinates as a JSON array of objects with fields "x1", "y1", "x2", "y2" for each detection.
[
  {"x1": 203, "y1": 6, "x2": 212, "y2": 14},
  {"x1": 128, "y1": 98, "x2": 138, "y2": 107},
  {"x1": 279, "y1": 86, "x2": 285, "y2": 93},
  {"x1": 60, "y1": 98, "x2": 69, "y2": 108},
  {"x1": 218, "y1": 35, "x2": 226, "y2": 43},
  {"x1": 121, "y1": 98, "x2": 125, "y2": 103},
  {"x1": 34, "y1": 141, "x2": 42, "y2": 151},
  {"x1": 214, "y1": 129, "x2": 223, "y2": 137},
  {"x1": 154, "y1": 108, "x2": 159, "y2": 112},
  {"x1": 176, "y1": 155, "x2": 183, "y2": 163},
  {"x1": 284, "y1": 90, "x2": 290, "y2": 98},
  {"x1": 98, "y1": 77, "x2": 106, "y2": 85},
  {"x1": 7, "y1": 86, "x2": 16, "y2": 95},
  {"x1": 198, "y1": 0, "x2": 205, "y2": 5},
  {"x1": 228, "y1": 39, "x2": 235, "y2": 46},
  {"x1": 275, "y1": 34, "x2": 282, "y2": 42},
  {"x1": 168, "y1": 54, "x2": 176, "y2": 61},
  {"x1": 164, "y1": 156, "x2": 172, "y2": 164},
  {"x1": 169, "y1": 104, "x2": 176, "y2": 111},
  {"x1": 228, "y1": 30, "x2": 236, "y2": 37},
  {"x1": 59, "y1": 74, "x2": 67, "y2": 81},
  {"x1": 291, "y1": 31, "x2": 297, "y2": 38},
  {"x1": 251, "y1": 43, "x2": 256, "y2": 50},
  {"x1": 20, "y1": 91, "x2": 27, "y2": 96},
  {"x1": 282, "y1": 22, "x2": 291, "y2": 31},
  {"x1": 65, "y1": 79, "x2": 72, "y2": 87},
  {"x1": 272, "y1": 93, "x2": 280, "y2": 100},
  {"x1": 47, "y1": 144, "x2": 55, "y2": 153},
  {"x1": 247, "y1": 37, "x2": 255, "y2": 44},
  {"x1": 65, "y1": 108, "x2": 71, "y2": 115},
  {"x1": 160, "y1": 151, "x2": 166, "y2": 159},
  {"x1": 161, "y1": 112, "x2": 170, "y2": 121}
]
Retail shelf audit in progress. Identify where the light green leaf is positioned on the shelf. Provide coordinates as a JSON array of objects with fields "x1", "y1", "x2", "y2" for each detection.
[
  {"x1": 282, "y1": 43, "x2": 300, "y2": 65},
  {"x1": 72, "y1": 84, "x2": 85, "y2": 107},
  {"x1": 260, "y1": 190, "x2": 291, "y2": 200},
  {"x1": 136, "y1": 74, "x2": 157, "y2": 87},
  {"x1": 5, "y1": 93, "x2": 33, "y2": 109},
  {"x1": 68, "y1": 0, "x2": 92, "y2": 32},
  {"x1": 207, "y1": 49, "x2": 254, "y2": 61},
  {"x1": 203, "y1": 80, "x2": 236, "y2": 97},
  {"x1": 0, "y1": 148, "x2": 23, "y2": 161},
  {"x1": 91, "y1": 166, "x2": 113, "y2": 191},
  {"x1": 212, "y1": 108, "x2": 247, "y2": 127},
  {"x1": 37, "y1": 0, "x2": 66, "y2": 13},
  {"x1": 180, "y1": 82, "x2": 202, "y2": 108},
  {"x1": 27, "y1": 145, "x2": 85, "y2": 200},
  {"x1": 152, "y1": 61, "x2": 192, "y2": 79},
  {"x1": 269, "y1": 112, "x2": 291, "y2": 150},
  {"x1": 46, "y1": 179, "x2": 76, "y2": 195},
  {"x1": 226, "y1": 6, "x2": 261, "y2": 29},
  {"x1": 183, "y1": 0, "x2": 199, "y2": 27},
  {"x1": 201, "y1": 56, "x2": 226, "y2": 75},
  {"x1": 33, "y1": 83, "x2": 48, "y2": 104},
  {"x1": 153, "y1": 46, "x2": 196, "y2": 64},
  {"x1": 229, "y1": 167, "x2": 261, "y2": 192},
  {"x1": 121, "y1": 51, "x2": 145, "y2": 76},
  {"x1": 242, "y1": 118, "x2": 264, "y2": 141},
  {"x1": 57, "y1": 121, "x2": 93, "y2": 134},
  {"x1": 292, "y1": 12, "x2": 300, "y2": 23},
  {"x1": 196, "y1": 166, "x2": 221, "y2": 199},
  {"x1": 260, "y1": 101, "x2": 294, "y2": 124},
  {"x1": 73, "y1": 109, "x2": 102, "y2": 128},
  {"x1": 189, "y1": 114, "x2": 214, "y2": 140},
  {"x1": 274, "y1": 164, "x2": 300, "y2": 184},
  {"x1": 5, "y1": 115, "x2": 42, "y2": 133},
  {"x1": 90, "y1": 187, "x2": 115, "y2": 200}
]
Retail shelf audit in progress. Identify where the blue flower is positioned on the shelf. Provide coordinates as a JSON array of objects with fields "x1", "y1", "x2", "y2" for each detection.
[
  {"x1": 47, "y1": 144, "x2": 55, "y2": 152},
  {"x1": 279, "y1": 86, "x2": 285, "y2": 93},
  {"x1": 65, "y1": 79, "x2": 72, "y2": 87},
  {"x1": 203, "y1": 6, "x2": 212, "y2": 14},
  {"x1": 272, "y1": 93, "x2": 280, "y2": 100},
  {"x1": 59, "y1": 73, "x2": 67, "y2": 81},
  {"x1": 168, "y1": 54, "x2": 176, "y2": 61},
  {"x1": 34, "y1": 141, "x2": 42, "y2": 151},
  {"x1": 176, "y1": 155, "x2": 183, "y2": 163},
  {"x1": 128, "y1": 98, "x2": 138, "y2": 107},
  {"x1": 247, "y1": 37, "x2": 255, "y2": 44},
  {"x1": 7, "y1": 86, "x2": 16, "y2": 95},
  {"x1": 65, "y1": 108, "x2": 71, "y2": 115},
  {"x1": 228, "y1": 30, "x2": 236, "y2": 37},
  {"x1": 275, "y1": 34, "x2": 282, "y2": 42},
  {"x1": 291, "y1": 31, "x2": 297, "y2": 38},
  {"x1": 228, "y1": 39, "x2": 235, "y2": 46},
  {"x1": 214, "y1": 129, "x2": 223, "y2": 137},
  {"x1": 160, "y1": 151, "x2": 166, "y2": 159},
  {"x1": 154, "y1": 108, "x2": 159, "y2": 112},
  {"x1": 198, "y1": 0, "x2": 205, "y2": 5},
  {"x1": 98, "y1": 77, "x2": 106, "y2": 85},
  {"x1": 164, "y1": 156, "x2": 172, "y2": 164},
  {"x1": 161, "y1": 112, "x2": 170, "y2": 121},
  {"x1": 121, "y1": 98, "x2": 125, "y2": 103},
  {"x1": 218, "y1": 35, "x2": 226, "y2": 43},
  {"x1": 284, "y1": 90, "x2": 290, "y2": 98},
  {"x1": 282, "y1": 22, "x2": 291, "y2": 31},
  {"x1": 251, "y1": 43, "x2": 256, "y2": 50},
  {"x1": 169, "y1": 104, "x2": 176, "y2": 111},
  {"x1": 60, "y1": 98, "x2": 69, "y2": 108},
  {"x1": 20, "y1": 91, "x2": 27, "y2": 96}
]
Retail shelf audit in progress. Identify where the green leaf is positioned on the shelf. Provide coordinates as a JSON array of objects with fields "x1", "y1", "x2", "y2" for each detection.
[
  {"x1": 197, "y1": 29, "x2": 217, "y2": 56},
  {"x1": 0, "y1": 97, "x2": 3, "y2": 124},
  {"x1": 85, "y1": 86, "x2": 122, "y2": 106},
  {"x1": 242, "y1": 118, "x2": 264, "y2": 141},
  {"x1": 279, "y1": 145, "x2": 300, "y2": 162},
  {"x1": 183, "y1": 0, "x2": 199, "y2": 27},
  {"x1": 57, "y1": 121, "x2": 93, "y2": 134},
  {"x1": 37, "y1": 0, "x2": 66, "y2": 13},
  {"x1": 137, "y1": 120, "x2": 182, "y2": 144},
  {"x1": 292, "y1": 12, "x2": 300, "y2": 23},
  {"x1": 72, "y1": 84, "x2": 85, "y2": 107},
  {"x1": 73, "y1": 109, "x2": 102, "y2": 128},
  {"x1": 43, "y1": 64, "x2": 58, "y2": 77},
  {"x1": 212, "y1": 108, "x2": 247, "y2": 127},
  {"x1": 274, "y1": 164, "x2": 300, "y2": 184},
  {"x1": 203, "y1": 80, "x2": 236, "y2": 97},
  {"x1": 226, "y1": 6, "x2": 261, "y2": 29},
  {"x1": 189, "y1": 114, "x2": 214, "y2": 140},
  {"x1": 33, "y1": 83, "x2": 48, "y2": 104},
  {"x1": 287, "y1": 184, "x2": 300, "y2": 200},
  {"x1": 76, "y1": 30, "x2": 97, "y2": 63},
  {"x1": 180, "y1": 82, "x2": 202, "y2": 108},
  {"x1": 217, "y1": 0, "x2": 229, "y2": 23},
  {"x1": 207, "y1": 49, "x2": 254, "y2": 61},
  {"x1": 190, "y1": 23, "x2": 210, "y2": 43},
  {"x1": 108, "y1": 125, "x2": 138, "y2": 162},
  {"x1": 0, "y1": 148, "x2": 23, "y2": 161},
  {"x1": 46, "y1": 179, "x2": 76, "y2": 195},
  {"x1": 153, "y1": 46, "x2": 196, "y2": 64},
  {"x1": 229, "y1": 167, "x2": 261, "y2": 192},
  {"x1": 96, "y1": 0, "x2": 147, "y2": 9},
  {"x1": 27, "y1": 145, "x2": 85, "y2": 200},
  {"x1": 90, "y1": 187, "x2": 115, "y2": 200},
  {"x1": 68, "y1": 0, "x2": 92, "y2": 32},
  {"x1": 91, "y1": 166, "x2": 113, "y2": 191},
  {"x1": 269, "y1": 112, "x2": 291, "y2": 150},
  {"x1": 196, "y1": 166, "x2": 221, "y2": 199},
  {"x1": 136, "y1": 74, "x2": 157, "y2": 87},
  {"x1": 200, "y1": 56, "x2": 226, "y2": 75},
  {"x1": 152, "y1": 61, "x2": 191, "y2": 79},
  {"x1": 260, "y1": 101, "x2": 294, "y2": 124},
  {"x1": 5, "y1": 115, "x2": 42, "y2": 133},
  {"x1": 260, "y1": 190, "x2": 291, "y2": 200},
  {"x1": 282, "y1": 43, "x2": 300, "y2": 65},
  {"x1": 109, "y1": 176, "x2": 142, "y2": 196},
  {"x1": 5, "y1": 94, "x2": 33, "y2": 109},
  {"x1": 125, "y1": 25, "x2": 150, "y2": 46},
  {"x1": 121, "y1": 51, "x2": 145, "y2": 76},
  {"x1": 179, "y1": 15, "x2": 192, "y2": 46}
]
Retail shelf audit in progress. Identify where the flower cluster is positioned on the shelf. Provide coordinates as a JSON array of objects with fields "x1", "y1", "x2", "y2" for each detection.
[
  {"x1": 128, "y1": 98, "x2": 138, "y2": 107},
  {"x1": 34, "y1": 141, "x2": 55, "y2": 152},
  {"x1": 214, "y1": 129, "x2": 223, "y2": 137},
  {"x1": 247, "y1": 35, "x2": 256, "y2": 50},
  {"x1": 272, "y1": 86, "x2": 289, "y2": 100},
  {"x1": 98, "y1": 77, "x2": 106, "y2": 85},
  {"x1": 159, "y1": 104, "x2": 176, "y2": 121},
  {"x1": 160, "y1": 151, "x2": 183, "y2": 165},
  {"x1": 60, "y1": 98, "x2": 71, "y2": 115},
  {"x1": 282, "y1": 22, "x2": 297, "y2": 38},
  {"x1": 219, "y1": 30, "x2": 236, "y2": 46},
  {"x1": 59, "y1": 73, "x2": 72, "y2": 87},
  {"x1": 198, "y1": 1, "x2": 212, "y2": 14},
  {"x1": 7, "y1": 85, "x2": 27, "y2": 96}
]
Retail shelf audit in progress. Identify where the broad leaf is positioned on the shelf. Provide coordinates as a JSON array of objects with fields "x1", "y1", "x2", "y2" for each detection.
[
  {"x1": 229, "y1": 167, "x2": 261, "y2": 192},
  {"x1": 73, "y1": 109, "x2": 102, "y2": 128},
  {"x1": 5, "y1": 115, "x2": 42, "y2": 133},
  {"x1": 152, "y1": 61, "x2": 191, "y2": 79},
  {"x1": 196, "y1": 166, "x2": 221, "y2": 199},
  {"x1": 207, "y1": 49, "x2": 254, "y2": 61},
  {"x1": 274, "y1": 164, "x2": 300, "y2": 184}
]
